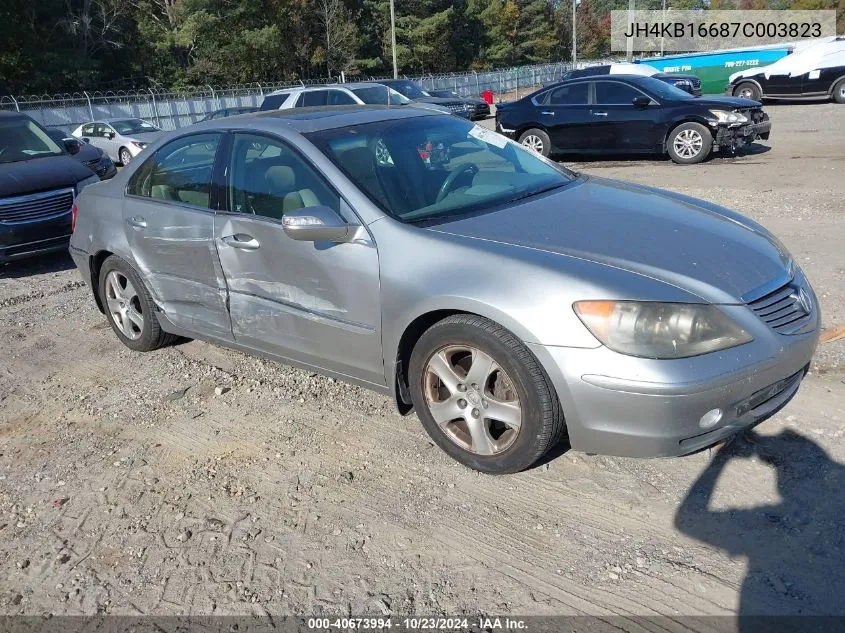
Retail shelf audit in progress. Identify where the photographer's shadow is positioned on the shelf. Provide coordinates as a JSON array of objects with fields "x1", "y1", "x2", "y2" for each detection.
[{"x1": 675, "y1": 430, "x2": 845, "y2": 621}]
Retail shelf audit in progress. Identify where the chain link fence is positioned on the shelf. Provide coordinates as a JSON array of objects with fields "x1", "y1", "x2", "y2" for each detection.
[{"x1": 0, "y1": 60, "x2": 615, "y2": 133}]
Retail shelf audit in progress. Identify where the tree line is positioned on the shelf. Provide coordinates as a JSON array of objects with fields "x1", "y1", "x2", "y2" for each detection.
[{"x1": 1, "y1": 0, "x2": 842, "y2": 95}]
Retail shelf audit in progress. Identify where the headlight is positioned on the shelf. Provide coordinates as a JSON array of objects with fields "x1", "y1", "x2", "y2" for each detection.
[
  {"x1": 573, "y1": 301, "x2": 752, "y2": 359},
  {"x1": 131, "y1": 141, "x2": 147, "y2": 149},
  {"x1": 708, "y1": 109, "x2": 748, "y2": 124},
  {"x1": 76, "y1": 174, "x2": 100, "y2": 193}
]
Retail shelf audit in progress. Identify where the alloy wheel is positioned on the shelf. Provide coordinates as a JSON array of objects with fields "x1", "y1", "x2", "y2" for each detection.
[
  {"x1": 120, "y1": 149, "x2": 132, "y2": 165},
  {"x1": 673, "y1": 129, "x2": 703, "y2": 159},
  {"x1": 739, "y1": 87, "x2": 754, "y2": 99},
  {"x1": 105, "y1": 271, "x2": 144, "y2": 340},
  {"x1": 423, "y1": 345, "x2": 522, "y2": 456},
  {"x1": 521, "y1": 135, "x2": 544, "y2": 154}
]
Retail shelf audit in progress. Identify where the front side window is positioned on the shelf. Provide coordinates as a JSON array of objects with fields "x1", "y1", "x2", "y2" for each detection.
[
  {"x1": 350, "y1": 86, "x2": 410, "y2": 106},
  {"x1": 227, "y1": 133, "x2": 339, "y2": 220},
  {"x1": 594, "y1": 81, "x2": 644, "y2": 105},
  {"x1": 0, "y1": 116, "x2": 64, "y2": 164},
  {"x1": 327, "y1": 90, "x2": 357, "y2": 106},
  {"x1": 297, "y1": 90, "x2": 328, "y2": 107},
  {"x1": 547, "y1": 82, "x2": 589, "y2": 105},
  {"x1": 126, "y1": 133, "x2": 220, "y2": 208},
  {"x1": 81, "y1": 123, "x2": 96, "y2": 136},
  {"x1": 306, "y1": 116, "x2": 575, "y2": 223}
]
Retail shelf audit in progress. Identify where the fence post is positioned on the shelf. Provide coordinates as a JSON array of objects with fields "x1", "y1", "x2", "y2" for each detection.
[
  {"x1": 206, "y1": 85, "x2": 218, "y2": 109},
  {"x1": 148, "y1": 88, "x2": 161, "y2": 128},
  {"x1": 83, "y1": 91, "x2": 94, "y2": 121},
  {"x1": 256, "y1": 82, "x2": 264, "y2": 97},
  {"x1": 9, "y1": 95, "x2": 20, "y2": 112},
  {"x1": 473, "y1": 71, "x2": 479, "y2": 97},
  {"x1": 515, "y1": 71, "x2": 519, "y2": 100}
]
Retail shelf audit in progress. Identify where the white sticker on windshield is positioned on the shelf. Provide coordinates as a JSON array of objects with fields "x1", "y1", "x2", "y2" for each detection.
[{"x1": 468, "y1": 125, "x2": 509, "y2": 149}]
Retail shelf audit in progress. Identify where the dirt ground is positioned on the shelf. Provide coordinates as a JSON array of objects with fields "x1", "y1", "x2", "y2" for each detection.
[{"x1": 1, "y1": 103, "x2": 843, "y2": 620}]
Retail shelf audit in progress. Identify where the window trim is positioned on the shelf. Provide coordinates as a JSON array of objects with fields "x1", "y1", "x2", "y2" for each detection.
[
  {"x1": 123, "y1": 130, "x2": 225, "y2": 214},
  {"x1": 218, "y1": 129, "x2": 354, "y2": 225},
  {"x1": 592, "y1": 79, "x2": 655, "y2": 106}
]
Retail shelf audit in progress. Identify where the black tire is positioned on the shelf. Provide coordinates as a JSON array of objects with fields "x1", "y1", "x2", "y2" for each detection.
[
  {"x1": 119, "y1": 147, "x2": 132, "y2": 166},
  {"x1": 408, "y1": 314, "x2": 564, "y2": 474},
  {"x1": 517, "y1": 128, "x2": 551, "y2": 157},
  {"x1": 734, "y1": 82, "x2": 761, "y2": 101},
  {"x1": 833, "y1": 78, "x2": 845, "y2": 104},
  {"x1": 98, "y1": 255, "x2": 174, "y2": 352},
  {"x1": 667, "y1": 122, "x2": 712, "y2": 165}
]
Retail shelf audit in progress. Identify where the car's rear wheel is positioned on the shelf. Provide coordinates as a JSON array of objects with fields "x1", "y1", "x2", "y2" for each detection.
[
  {"x1": 518, "y1": 128, "x2": 551, "y2": 157},
  {"x1": 833, "y1": 79, "x2": 845, "y2": 104},
  {"x1": 734, "y1": 82, "x2": 761, "y2": 101},
  {"x1": 409, "y1": 314, "x2": 564, "y2": 474},
  {"x1": 98, "y1": 255, "x2": 174, "y2": 352},
  {"x1": 119, "y1": 147, "x2": 132, "y2": 166},
  {"x1": 667, "y1": 122, "x2": 712, "y2": 165}
]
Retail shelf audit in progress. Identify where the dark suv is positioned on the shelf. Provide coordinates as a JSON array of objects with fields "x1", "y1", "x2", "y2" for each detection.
[
  {"x1": 376, "y1": 79, "x2": 473, "y2": 119},
  {"x1": 0, "y1": 112, "x2": 101, "y2": 263}
]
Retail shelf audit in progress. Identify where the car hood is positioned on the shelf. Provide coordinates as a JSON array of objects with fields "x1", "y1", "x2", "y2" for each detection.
[
  {"x1": 655, "y1": 72, "x2": 699, "y2": 81},
  {"x1": 123, "y1": 131, "x2": 162, "y2": 144},
  {"x1": 412, "y1": 96, "x2": 466, "y2": 106},
  {"x1": 692, "y1": 95, "x2": 761, "y2": 108},
  {"x1": 0, "y1": 155, "x2": 93, "y2": 198},
  {"x1": 425, "y1": 177, "x2": 791, "y2": 303}
]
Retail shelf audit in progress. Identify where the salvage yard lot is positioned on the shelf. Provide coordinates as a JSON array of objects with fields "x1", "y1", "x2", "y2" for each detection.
[{"x1": 1, "y1": 103, "x2": 843, "y2": 617}]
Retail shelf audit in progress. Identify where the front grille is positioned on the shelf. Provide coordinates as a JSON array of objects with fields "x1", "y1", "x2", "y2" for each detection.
[
  {"x1": 84, "y1": 158, "x2": 109, "y2": 177},
  {"x1": 747, "y1": 281, "x2": 813, "y2": 335},
  {"x1": 738, "y1": 108, "x2": 766, "y2": 123},
  {"x1": 0, "y1": 188, "x2": 74, "y2": 224},
  {"x1": 445, "y1": 102, "x2": 468, "y2": 113}
]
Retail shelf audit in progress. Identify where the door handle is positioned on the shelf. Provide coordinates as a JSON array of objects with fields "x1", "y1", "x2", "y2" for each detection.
[
  {"x1": 221, "y1": 234, "x2": 260, "y2": 250},
  {"x1": 126, "y1": 216, "x2": 147, "y2": 229},
  {"x1": 540, "y1": 110, "x2": 555, "y2": 116},
  {"x1": 592, "y1": 111, "x2": 608, "y2": 117}
]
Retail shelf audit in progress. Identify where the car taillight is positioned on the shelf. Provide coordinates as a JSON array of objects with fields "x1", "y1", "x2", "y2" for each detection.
[{"x1": 71, "y1": 202, "x2": 78, "y2": 232}]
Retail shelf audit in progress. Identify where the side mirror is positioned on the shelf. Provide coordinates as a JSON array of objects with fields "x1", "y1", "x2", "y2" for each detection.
[
  {"x1": 80, "y1": 137, "x2": 91, "y2": 144},
  {"x1": 282, "y1": 205, "x2": 352, "y2": 242},
  {"x1": 105, "y1": 131, "x2": 115, "y2": 139},
  {"x1": 63, "y1": 138, "x2": 81, "y2": 155},
  {"x1": 632, "y1": 96, "x2": 652, "y2": 108}
]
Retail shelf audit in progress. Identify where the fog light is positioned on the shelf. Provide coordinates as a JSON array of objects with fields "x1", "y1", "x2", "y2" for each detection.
[{"x1": 699, "y1": 408, "x2": 723, "y2": 429}]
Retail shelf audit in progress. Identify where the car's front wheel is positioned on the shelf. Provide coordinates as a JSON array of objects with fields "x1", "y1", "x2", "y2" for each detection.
[
  {"x1": 98, "y1": 255, "x2": 174, "y2": 352},
  {"x1": 518, "y1": 128, "x2": 551, "y2": 157},
  {"x1": 667, "y1": 122, "x2": 712, "y2": 165},
  {"x1": 408, "y1": 314, "x2": 564, "y2": 474},
  {"x1": 119, "y1": 147, "x2": 132, "y2": 166}
]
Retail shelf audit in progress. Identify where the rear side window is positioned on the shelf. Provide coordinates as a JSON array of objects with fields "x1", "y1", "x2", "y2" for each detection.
[
  {"x1": 81, "y1": 123, "x2": 95, "y2": 136},
  {"x1": 327, "y1": 90, "x2": 356, "y2": 105},
  {"x1": 547, "y1": 83, "x2": 589, "y2": 105},
  {"x1": 259, "y1": 93, "x2": 289, "y2": 111},
  {"x1": 595, "y1": 81, "x2": 643, "y2": 105},
  {"x1": 126, "y1": 133, "x2": 220, "y2": 209},
  {"x1": 297, "y1": 90, "x2": 328, "y2": 107}
]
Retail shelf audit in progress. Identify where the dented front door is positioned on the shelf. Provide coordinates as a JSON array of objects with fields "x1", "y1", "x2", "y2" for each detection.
[{"x1": 213, "y1": 211, "x2": 384, "y2": 387}]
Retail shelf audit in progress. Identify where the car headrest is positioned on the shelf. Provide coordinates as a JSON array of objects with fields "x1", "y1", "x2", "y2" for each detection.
[{"x1": 264, "y1": 165, "x2": 296, "y2": 191}]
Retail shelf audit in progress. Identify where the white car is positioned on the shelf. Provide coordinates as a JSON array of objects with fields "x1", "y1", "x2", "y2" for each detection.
[
  {"x1": 71, "y1": 118, "x2": 163, "y2": 165},
  {"x1": 259, "y1": 82, "x2": 453, "y2": 116}
]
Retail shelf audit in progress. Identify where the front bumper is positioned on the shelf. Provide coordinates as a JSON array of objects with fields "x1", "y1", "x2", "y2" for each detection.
[
  {"x1": 0, "y1": 213, "x2": 73, "y2": 264},
  {"x1": 529, "y1": 277, "x2": 819, "y2": 458},
  {"x1": 712, "y1": 117, "x2": 771, "y2": 150}
]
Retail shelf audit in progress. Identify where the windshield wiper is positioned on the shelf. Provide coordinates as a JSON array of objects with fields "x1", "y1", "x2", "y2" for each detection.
[{"x1": 506, "y1": 182, "x2": 568, "y2": 204}]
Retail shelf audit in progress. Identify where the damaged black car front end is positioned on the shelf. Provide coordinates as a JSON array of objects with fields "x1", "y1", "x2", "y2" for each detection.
[{"x1": 705, "y1": 105, "x2": 771, "y2": 152}]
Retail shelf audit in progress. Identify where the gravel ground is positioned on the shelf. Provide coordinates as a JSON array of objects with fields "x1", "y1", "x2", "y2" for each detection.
[{"x1": 0, "y1": 103, "x2": 843, "y2": 619}]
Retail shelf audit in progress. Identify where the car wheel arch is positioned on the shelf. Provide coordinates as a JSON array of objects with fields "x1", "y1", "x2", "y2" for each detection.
[
  {"x1": 390, "y1": 302, "x2": 545, "y2": 416},
  {"x1": 829, "y1": 75, "x2": 845, "y2": 96},
  {"x1": 733, "y1": 78, "x2": 764, "y2": 98},
  {"x1": 89, "y1": 249, "x2": 115, "y2": 314},
  {"x1": 663, "y1": 117, "x2": 712, "y2": 152}
]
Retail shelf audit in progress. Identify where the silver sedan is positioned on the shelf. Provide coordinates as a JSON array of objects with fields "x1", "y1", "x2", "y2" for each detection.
[
  {"x1": 72, "y1": 118, "x2": 162, "y2": 165},
  {"x1": 68, "y1": 106, "x2": 819, "y2": 474}
]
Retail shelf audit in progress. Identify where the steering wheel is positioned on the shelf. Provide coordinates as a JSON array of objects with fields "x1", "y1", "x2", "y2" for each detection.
[{"x1": 435, "y1": 163, "x2": 479, "y2": 203}]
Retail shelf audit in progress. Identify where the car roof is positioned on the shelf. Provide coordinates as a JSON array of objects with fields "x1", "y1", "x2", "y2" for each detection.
[
  {"x1": 198, "y1": 104, "x2": 439, "y2": 134},
  {"x1": 0, "y1": 110, "x2": 30, "y2": 120},
  {"x1": 268, "y1": 82, "x2": 390, "y2": 96}
]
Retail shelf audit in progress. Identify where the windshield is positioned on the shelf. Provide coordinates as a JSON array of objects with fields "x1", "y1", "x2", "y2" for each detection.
[
  {"x1": 0, "y1": 117, "x2": 65, "y2": 163},
  {"x1": 351, "y1": 86, "x2": 411, "y2": 106},
  {"x1": 110, "y1": 119, "x2": 160, "y2": 135},
  {"x1": 388, "y1": 81, "x2": 430, "y2": 99},
  {"x1": 637, "y1": 76, "x2": 696, "y2": 100},
  {"x1": 305, "y1": 116, "x2": 576, "y2": 223}
]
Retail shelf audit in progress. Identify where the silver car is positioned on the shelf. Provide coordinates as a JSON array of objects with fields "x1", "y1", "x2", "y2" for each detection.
[
  {"x1": 68, "y1": 106, "x2": 819, "y2": 474},
  {"x1": 72, "y1": 118, "x2": 163, "y2": 165}
]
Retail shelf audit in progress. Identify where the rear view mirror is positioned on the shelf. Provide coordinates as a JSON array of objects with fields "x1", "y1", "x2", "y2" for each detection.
[
  {"x1": 282, "y1": 205, "x2": 352, "y2": 242},
  {"x1": 63, "y1": 138, "x2": 81, "y2": 155},
  {"x1": 632, "y1": 96, "x2": 651, "y2": 108}
]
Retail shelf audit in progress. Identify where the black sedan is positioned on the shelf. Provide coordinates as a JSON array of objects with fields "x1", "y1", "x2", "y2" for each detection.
[
  {"x1": 45, "y1": 127, "x2": 116, "y2": 180},
  {"x1": 496, "y1": 75, "x2": 770, "y2": 164},
  {"x1": 376, "y1": 79, "x2": 475, "y2": 119}
]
